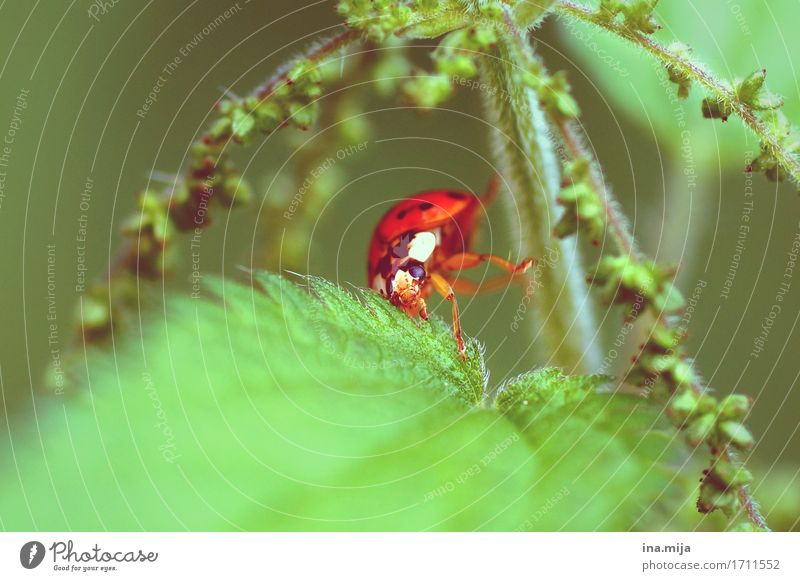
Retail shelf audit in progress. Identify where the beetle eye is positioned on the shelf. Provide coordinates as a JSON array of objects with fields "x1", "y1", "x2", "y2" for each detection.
[{"x1": 408, "y1": 264, "x2": 426, "y2": 279}]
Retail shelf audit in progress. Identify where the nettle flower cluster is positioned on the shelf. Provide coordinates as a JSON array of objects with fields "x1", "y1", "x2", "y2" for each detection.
[
  {"x1": 81, "y1": 0, "x2": 800, "y2": 530},
  {"x1": 83, "y1": 136, "x2": 250, "y2": 338},
  {"x1": 700, "y1": 69, "x2": 800, "y2": 184},
  {"x1": 81, "y1": 33, "x2": 353, "y2": 338},
  {"x1": 560, "y1": 0, "x2": 800, "y2": 189}
]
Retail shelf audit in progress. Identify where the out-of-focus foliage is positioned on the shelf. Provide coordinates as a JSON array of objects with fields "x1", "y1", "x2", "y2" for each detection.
[
  {"x1": 752, "y1": 466, "x2": 800, "y2": 532},
  {"x1": 0, "y1": 272, "x2": 694, "y2": 530},
  {"x1": 557, "y1": 0, "x2": 800, "y2": 165}
]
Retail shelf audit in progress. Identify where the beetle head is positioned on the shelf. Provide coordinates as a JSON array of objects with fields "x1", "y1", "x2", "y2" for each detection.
[{"x1": 388, "y1": 261, "x2": 427, "y2": 317}]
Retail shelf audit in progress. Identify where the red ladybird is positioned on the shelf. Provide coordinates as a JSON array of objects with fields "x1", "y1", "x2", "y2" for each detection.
[{"x1": 368, "y1": 176, "x2": 534, "y2": 359}]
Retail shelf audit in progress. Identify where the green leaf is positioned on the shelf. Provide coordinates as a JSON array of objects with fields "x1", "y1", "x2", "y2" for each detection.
[{"x1": 0, "y1": 272, "x2": 697, "y2": 530}]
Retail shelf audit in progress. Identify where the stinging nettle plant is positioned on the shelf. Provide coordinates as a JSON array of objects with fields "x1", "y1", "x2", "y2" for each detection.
[{"x1": 40, "y1": 0, "x2": 800, "y2": 531}]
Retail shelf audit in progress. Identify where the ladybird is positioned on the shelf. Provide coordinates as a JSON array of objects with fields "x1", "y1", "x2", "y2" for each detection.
[{"x1": 368, "y1": 176, "x2": 534, "y2": 359}]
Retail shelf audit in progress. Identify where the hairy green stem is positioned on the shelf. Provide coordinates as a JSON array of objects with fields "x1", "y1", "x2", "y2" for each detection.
[
  {"x1": 544, "y1": 51, "x2": 769, "y2": 532},
  {"x1": 480, "y1": 29, "x2": 599, "y2": 373},
  {"x1": 556, "y1": 0, "x2": 800, "y2": 186},
  {"x1": 553, "y1": 117, "x2": 638, "y2": 258}
]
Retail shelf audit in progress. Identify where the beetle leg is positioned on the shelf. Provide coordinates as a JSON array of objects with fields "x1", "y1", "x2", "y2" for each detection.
[
  {"x1": 439, "y1": 252, "x2": 535, "y2": 275},
  {"x1": 418, "y1": 298, "x2": 429, "y2": 321},
  {"x1": 440, "y1": 273, "x2": 528, "y2": 295},
  {"x1": 428, "y1": 272, "x2": 466, "y2": 360}
]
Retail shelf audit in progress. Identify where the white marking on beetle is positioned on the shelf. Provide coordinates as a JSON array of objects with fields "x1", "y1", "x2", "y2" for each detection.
[
  {"x1": 391, "y1": 269, "x2": 419, "y2": 300},
  {"x1": 408, "y1": 231, "x2": 436, "y2": 262}
]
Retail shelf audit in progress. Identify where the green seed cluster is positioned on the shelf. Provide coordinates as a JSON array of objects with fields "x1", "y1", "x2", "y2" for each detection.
[
  {"x1": 749, "y1": 110, "x2": 800, "y2": 184},
  {"x1": 337, "y1": 0, "x2": 417, "y2": 41},
  {"x1": 695, "y1": 68, "x2": 799, "y2": 187},
  {"x1": 403, "y1": 25, "x2": 498, "y2": 109},
  {"x1": 81, "y1": 46, "x2": 349, "y2": 340},
  {"x1": 217, "y1": 59, "x2": 325, "y2": 142},
  {"x1": 589, "y1": 256, "x2": 684, "y2": 313},
  {"x1": 701, "y1": 69, "x2": 783, "y2": 122},
  {"x1": 584, "y1": 249, "x2": 759, "y2": 520},
  {"x1": 534, "y1": 70, "x2": 580, "y2": 120},
  {"x1": 499, "y1": 29, "x2": 581, "y2": 122},
  {"x1": 664, "y1": 42, "x2": 693, "y2": 100},
  {"x1": 595, "y1": 254, "x2": 760, "y2": 518},
  {"x1": 539, "y1": 19, "x2": 764, "y2": 523},
  {"x1": 82, "y1": 147, "x2": 251, "y2": 339},
  {"x1": 569, "y1": 0, "x2": 800, "y2": 193},
  {"x1": 668, "y1": 389, "x2": 756, "y2": 514},
  {"x1": 597, "y1": 0, "x2": 661, "y2": 35},
  {"x1": 554, "y1": 158, "x2": 604, "y2": 240},
  {"x1": 582, "y1": 239, "x2": 758, "y2": 518},
  {"x1": 120, "y1": 189, "x2": 175, "y2": 278}
]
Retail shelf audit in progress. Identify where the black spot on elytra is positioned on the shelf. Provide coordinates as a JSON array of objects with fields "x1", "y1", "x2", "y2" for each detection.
[
  {"x1": 447, "y1": 191, "x2": 465, "y2": 199},
  {"x1": 418, "y1": 202, "x2": 433, "y2": 211},
  {"x1": 396, "y1": 209, "x2": 408, "y2": 220}
]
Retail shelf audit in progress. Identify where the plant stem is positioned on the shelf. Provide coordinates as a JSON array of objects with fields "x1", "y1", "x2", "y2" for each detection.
[
  {"x1": 553, "y1": 118, "x2": 638, "y2": 258},
  {"x1": 546, "y1": 69, "x2": 770, "y2": 532},
  {"x1": 556, "y1": 0, "x2": 800, "y2": 186},
  {"x1": 255, "y1": 29, "x2": 361, "y2": 100},
  {"x1": 479, "y1": 24, "x2": 599, "y2": 373}
]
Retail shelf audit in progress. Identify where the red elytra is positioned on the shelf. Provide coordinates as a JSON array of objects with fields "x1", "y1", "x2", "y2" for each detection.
[{"x1": 367, "y1": 177, "x2": 534, "y2": 359}]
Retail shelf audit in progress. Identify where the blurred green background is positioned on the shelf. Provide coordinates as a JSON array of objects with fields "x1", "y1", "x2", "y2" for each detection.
[{"x1": 0, "y1": 0, "x2": 797, "y2": 529}]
